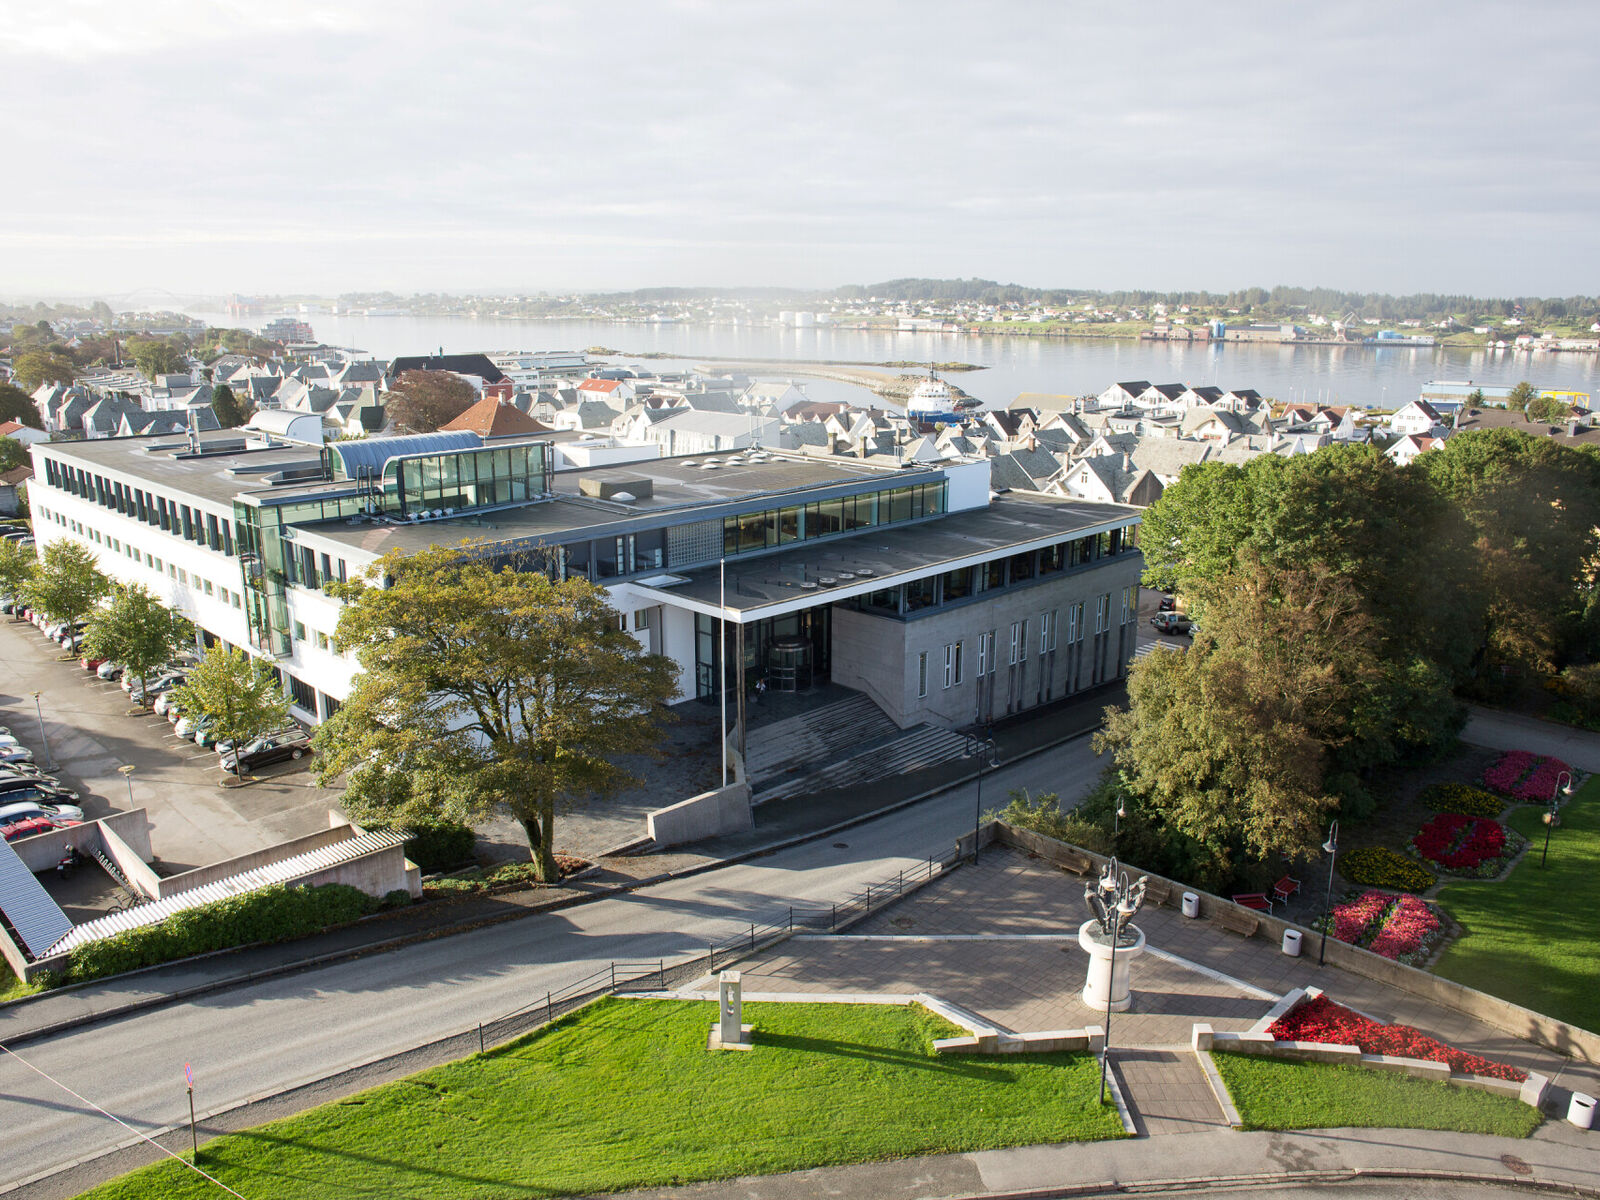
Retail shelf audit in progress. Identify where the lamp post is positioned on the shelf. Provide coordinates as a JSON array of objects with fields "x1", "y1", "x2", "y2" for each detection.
[
  {"x1": 119, "y1": 764, "x2": 136, "y2": 810},
  {"x1": 962, "y1": 729, "x2": 999, "y2": 864},
  {"x1": 1114, "y1": 796, "x2": 1127, "y2": 840},
  {"x1": 1085, "y1": 859, "x2": 1147, "y2": 1106},
  {"x1": 1542, "y1": 771, "x2": 1572, "y2": 868},
  {"x1": 30, "y1": 691, "x2": 55, "y2": 772},
  {"x1": 1318, "y1": 820, "x2": 1339, "y2": 966}
]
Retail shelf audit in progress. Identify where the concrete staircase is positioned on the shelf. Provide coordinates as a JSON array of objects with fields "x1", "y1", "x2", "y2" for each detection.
[{"x1": 746, "y1": 692, "x2": 970, "y2": 807}]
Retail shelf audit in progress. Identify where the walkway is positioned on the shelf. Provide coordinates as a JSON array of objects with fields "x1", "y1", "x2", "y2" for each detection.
[{"x1": 1463, "y1": 704, "x2": 1600, "y2": 773}]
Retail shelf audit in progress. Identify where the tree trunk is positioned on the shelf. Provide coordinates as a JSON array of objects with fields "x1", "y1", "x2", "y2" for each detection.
[{"x1": 517, "y1": 802, "x2": 559, "y2": 883}]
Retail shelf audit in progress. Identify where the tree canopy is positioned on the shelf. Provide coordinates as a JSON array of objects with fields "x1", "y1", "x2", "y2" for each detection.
[
  {"x1": 384, "y1": 370, "x2": 477, "y2": 433},
  {"x1": 83, "y1": 584, "x2": 193, "y2": 697},
  {"x1": 171, "y1": 648, "x2": 292, "y2": 776},
  {"x1": 12, "y1": 349, "x2": 74, "y2": 391},
  {"x1": 211, "y1": 383, "x2": 250, "y2": 428},
  {"x1": 313, "y1": 544, "x2": 679, "y2": 880},
  {"x1": 0, "y1": 381, "x2": 42, "y2": 429},
  {"x1": 21, "y1": 540, "x2": 111, "y2": 653},
  {"x1": 126, "y1": 336, "x2": 188, "y2": 379},
  {"x1": 0, "y1": 538, "x2": 36, "y2": 603}
]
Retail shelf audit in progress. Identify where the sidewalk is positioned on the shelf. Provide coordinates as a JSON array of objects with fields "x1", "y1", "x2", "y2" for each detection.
[
  {"x1": 0, "y1": 683, "x2": 1120, "y2": 1046},
  {"x1": 607, "y1": 1124, "x2": 1600, "y2": 1200},
  {"x1": 1464, "y1": 704, "x2": 1600, "y2": 772}
]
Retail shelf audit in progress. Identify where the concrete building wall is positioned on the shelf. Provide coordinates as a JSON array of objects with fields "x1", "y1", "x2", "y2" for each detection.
[{"x1": 831, "y1": 557, "x2": 1140, "y2": 728}]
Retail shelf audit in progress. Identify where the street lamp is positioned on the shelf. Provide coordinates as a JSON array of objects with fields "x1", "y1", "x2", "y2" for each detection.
[
  {"x1": 1318, "y1": 820, "x2": 1339, "y2": 966},
  {"x1": 1087, "y1": 859, "x2": 1147, "y2": 1106},
  {"x1": 1114, "y1": 796, "x2": 1128, "y2": 840},
  {"x1": 962, "y1": 729, "x2": 999, "y2": 864},
  {"x1": 1542, "y1": 771, "x2": 1572, "y2": 868},
  {"x1": 30, "y1": 691, "x2": 56, "y2": 772},
  {"x1": 118, "y1": 764, "x2": 136, "y2": 810}
]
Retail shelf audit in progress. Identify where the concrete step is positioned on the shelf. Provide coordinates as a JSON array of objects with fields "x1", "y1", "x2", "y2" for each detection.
[
  {"x1": 753, "y1": 725, "x2": 971, "y2": 805},
  {"x1": 744, "y1": 693, "x2": 898, "y2": 785}
]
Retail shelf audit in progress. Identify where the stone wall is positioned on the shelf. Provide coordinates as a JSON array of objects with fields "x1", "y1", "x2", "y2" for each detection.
[{"x1": 647, "y1": 783, "x2": 753, "y2": 848}]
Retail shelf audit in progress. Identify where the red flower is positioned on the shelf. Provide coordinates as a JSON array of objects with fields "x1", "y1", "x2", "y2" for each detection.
[
  {"x1": 1268, "y1": 995, "x2": 1525, "y2": 1082},
  {"x1": 1412, "y1": 814, "x2": 1507, "y2": 870}
]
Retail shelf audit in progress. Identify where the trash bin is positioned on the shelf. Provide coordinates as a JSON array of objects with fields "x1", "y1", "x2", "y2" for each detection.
[
  {"x1": 1569, "y1": 1092, "x2": 1596, "y2": 1130},
  {"x1": 1181, "y1": 892, "x2": 1200, "y2": 919},
  {"x1": 1282, "y1": 929, "x2": 1303, "y2": 957}
]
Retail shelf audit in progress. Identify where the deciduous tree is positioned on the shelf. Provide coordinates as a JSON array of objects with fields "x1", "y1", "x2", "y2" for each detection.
[
  {"x1": 21, "y1": 540, "x2": 110, "y2": 654},
  {"x1": 313, "y1": 544, "x2": 678, "y2": 881},
  {"x1": 384, "y1": 370, "x2": 477, "y2": 433},
  {"x1": 0, "y1": 538, "x2": 36, "y2": 609},
  {"x1": 82, "y1": 584, "x2": 193, "y2": 700},
  {"x1": 171, "y1": 648, "x2": 292, "y2": 778},
  {"x1": 0, "y1": 381, "x2": 43, "y2": 429},
  {"x1": 126, "y1": 337, "x2": 187, "y2": 379},
  {"x1": 12, "y1": 349, "x2": 74, "y2": 391},
  {"x1": 211, "y1": 383, "x2": 250, "y2": 428}
]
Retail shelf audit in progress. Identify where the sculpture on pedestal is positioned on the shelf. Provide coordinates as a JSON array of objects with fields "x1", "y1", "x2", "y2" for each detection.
[{"x1": 1078, "y1": 857, "x2": 1147, "y2": 1013}]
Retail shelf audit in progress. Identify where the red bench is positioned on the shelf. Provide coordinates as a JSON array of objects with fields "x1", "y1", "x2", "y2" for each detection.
[
  {"x1": 1231, "y1": 892, "x2": 1273, "y2": 912},
  {"x1": 1272, "y1": 876, "x2": 1301, "y2": 905}
]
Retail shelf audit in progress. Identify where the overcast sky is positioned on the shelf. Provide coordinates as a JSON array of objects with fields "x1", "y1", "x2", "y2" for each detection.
[{"x1": 2, "y1": 0, "x2": 1596, "y2": 300}]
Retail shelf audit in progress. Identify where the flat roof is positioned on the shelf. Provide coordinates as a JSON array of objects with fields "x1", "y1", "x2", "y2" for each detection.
[
  {"x1": 36, "y1": 431, "x2": 323, "y2": 509},
  {"x1": 631, "y1": 495, "x2": 1140, "y2": 620},
  {"x1": 545, "y1": 451, "x2": 928, "y2": 512}
]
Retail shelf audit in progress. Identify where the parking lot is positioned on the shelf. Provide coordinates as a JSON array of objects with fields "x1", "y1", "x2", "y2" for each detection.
[{"x1": 0, "y1": 617, "x2": 347, "y2": 875}]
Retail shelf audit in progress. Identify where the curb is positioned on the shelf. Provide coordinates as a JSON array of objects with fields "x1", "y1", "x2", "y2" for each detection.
[
  {"x1": 0, "y1": 714, "x2": 1100, "y2": 1047},
  {"x1": 934, "y1": 1167, "x2": 1600, "y2": 1198}
]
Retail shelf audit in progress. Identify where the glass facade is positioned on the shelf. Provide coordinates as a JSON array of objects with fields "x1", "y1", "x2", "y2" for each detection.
[{"x1": 720, "y1": 481, "x2": 945, "y2": 557}]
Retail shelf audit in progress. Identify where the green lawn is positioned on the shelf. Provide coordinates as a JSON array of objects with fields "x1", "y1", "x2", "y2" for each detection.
[
  {"x1": 1432, "y1": 776, "x2": 1600, "y2": 1033},
  {"x1": 79, "y1": 998, "x2": 1126, "y2": 1199},
  {"x1": 1213, "y1": 1053, "x2": 1541, "y2": 1137}
]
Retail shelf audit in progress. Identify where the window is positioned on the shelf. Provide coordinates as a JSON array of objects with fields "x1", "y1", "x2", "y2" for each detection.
[
  {"x1": 1009, "y1": 621, "x2": 1023, "y2": 665},
  {"x1": 285, "y1": 673, "x2": 316, "y2": 712},
  {"x1": 203, "y1": 579, "x2": 214, "y2": 597},
  {"x1": 177, "y1": 568, "x2": 187, "y2": 585},
  {"x1": 917, "y1": 651, "x2": 928, "y2": 698},
  {"x1": 293, "y1": 620, "x2": 307, "y2": 642},
  {"x1": 1095, "y1": 594, "x2": 1109, "y2": 634},
  {"x1": 633, "y1": 608, "x2": 652, "y2": 630},
  {"x1": 943, "y1": 641, "x2": 964, "y2": 689},
  {"x1": 977, "y1": 630, "x2": 995, "y2": 677},
  {"x1": 940, "y1": 567, "x2": 973, "y2": 603},
  {"x1": 1041, "y1": 610, "x2": 1057, "y2": 652},
  {"x1": 231, "y1": 592, "x2": 242, "y2": 610},
  {"x1": 315, "y1": 631, "x2": 329, "y2": 651}
]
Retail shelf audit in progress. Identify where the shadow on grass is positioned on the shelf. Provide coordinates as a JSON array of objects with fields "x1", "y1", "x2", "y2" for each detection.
[{"x1": 753, "y1": 1031, "x2": 1013, "y2": 1080}]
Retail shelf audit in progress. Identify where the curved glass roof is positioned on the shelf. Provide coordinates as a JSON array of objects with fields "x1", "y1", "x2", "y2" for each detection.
[{"x1": 326, "y1": 431, "x2": 481, "y2": 479}]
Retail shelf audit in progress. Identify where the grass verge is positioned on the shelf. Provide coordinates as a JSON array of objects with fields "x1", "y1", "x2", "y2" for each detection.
[
  {"x1": 79, "y1": 998, "x2": 1126, "y2": 1199},
  {"x1": 1212, "y1": 1053, "x2": 1540, "y2": 1137},
  {"x1": 1432, "y1": 776, "x2": 1600, "y2": 1033},
  {"x1": 0, "y1": 958, "x2": 43, "y2": 1004}
]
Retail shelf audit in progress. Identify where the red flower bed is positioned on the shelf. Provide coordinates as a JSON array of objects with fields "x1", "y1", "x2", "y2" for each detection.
[
  {"x1": 1268, "y1": 994, "x2": 1526, "y2": 1082},
  {"x1": 1484, "y1": 750, "x2": 1571, "y2": 802},
  {"x1": 1332, "y1": 891, "x2": 1389, "y2": 944},
  {"x1": 1329, "y1": 891, "x2": 1440, "y2": 962},
  {"x1": 1412, "y1": 813, "x2": 1506, "y2": 871}
]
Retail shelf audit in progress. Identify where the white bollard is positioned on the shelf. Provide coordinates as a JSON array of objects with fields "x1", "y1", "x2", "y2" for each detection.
[{"x1": 710, "y1": 970, "x2": 753, "y2": 1051}]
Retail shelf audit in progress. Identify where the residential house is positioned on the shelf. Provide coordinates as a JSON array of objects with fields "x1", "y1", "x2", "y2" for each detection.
[{"x1": 0, "y1": 420, "x2": 48, "y2": 449}]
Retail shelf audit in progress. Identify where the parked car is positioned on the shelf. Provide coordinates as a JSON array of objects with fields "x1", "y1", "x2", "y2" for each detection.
[
  {"x1": 80, "y1": 655, "x2": 107, "y2": 671},
  {"x1": 0, "y1": 746, "x2": 35, "y2": 765},
  {"x1": 1150, "y1": 612, "x2": 1193, "y2": 635},
  {"x1": 174, "y1": 712, "x2": 206, "y2": 740},
  {"x1": 153, "y1": 690, "x2": 182, "y2": 716},
  {"x1": 0, "y1": 797, "x2": 86, "y2": 824},
  {"x1": 166, "y1": 700, "x2": 187, "y2": 724},
  {"x1": 1157, "y1": 594, "x2": 1177, "y2": 612},
  {"x1": 0, "y1": 771, "x2": 76, "y2": 798},
  {"x1": 97, "y1": 661, "x2": 124, "y2": 680},
  {"x1": 128, "y1": 668, "x2": 185, "y2": 697},
  {"x1": 1, "y1": 815, "x2": 78, "y2": 843},
  {"x1": 220, "y1": 730, "x2": 313, "y2": 774}
]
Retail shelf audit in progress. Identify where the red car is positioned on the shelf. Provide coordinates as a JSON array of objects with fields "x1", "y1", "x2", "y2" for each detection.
[
  {"x1": 0, "y1": 815, "x2": 79, "y2": 843},
  {"x1": 81, "y1": 655, "x2": 107, "y2": 671}
]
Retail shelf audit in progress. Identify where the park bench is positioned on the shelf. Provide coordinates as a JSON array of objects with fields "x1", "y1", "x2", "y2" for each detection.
[
  {"x1": 1215, "y1": 899, "x2": 1265, "y2": 938},
  {"x1": 1142, "y1": 877, "x2": 1173, "y2": 907},
  {"x1": 1055, "y1": 848, "x2": 1098, "y2": 876},
  {"x1": 1272, "y1": 875, "x2": 1301, "y2": 906}
]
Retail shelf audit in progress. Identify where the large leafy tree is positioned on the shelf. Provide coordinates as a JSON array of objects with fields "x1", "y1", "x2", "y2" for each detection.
[
  {"x1": 22, "y1": 540, "x2": 111, "y2": 654},
  {"x1": 211, "y1": 383, "x2": 250, "y2": 428},
  {"x1": 384, "y1": 370, "x2": 477, "y2": 433},
  {"x1": 1097, "y1": 559, "x2": 1394, "y2": 885},
  {"x1": 82, "y1": 584, "x2": 193, "y2": 700},
  {"x1": 12, "y1": 349, "x2": 74, "y2": 391},
  {"x1": 0, "y1": 538, "x2": 36, "y2": 608},
  {"x1": 313, "y1": 544, "x2": 679, "y2": 880},
  {"x1": 171, "y1": 648, "x2": 292, "y2": 777},
  {"x1": 126, "y1": 336, "x2": 188, "y2": 379},
  {"x1": 1413, "y1": 428, "x2": 1600, "y2": 683},
  {"x1": 0, "y1": 381, "x2": 43, "y2": 429}
]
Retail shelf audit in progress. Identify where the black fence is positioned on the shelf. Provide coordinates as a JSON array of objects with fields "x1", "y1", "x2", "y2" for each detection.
[{"x1": 472, "y1": 851, "x2": 954, "y2": 1052}]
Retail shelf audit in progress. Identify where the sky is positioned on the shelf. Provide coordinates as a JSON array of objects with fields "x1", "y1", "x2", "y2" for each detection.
[{"x1": 2, "y1": 0, "x2": 1597, "y2": 300}]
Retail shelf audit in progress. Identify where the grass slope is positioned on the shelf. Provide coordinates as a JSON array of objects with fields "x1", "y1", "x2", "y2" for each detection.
[
  {"x1": 1213, "y1": 1053, "x2": 1541, "y2": 1137},
  {"x1": 80, "y1": 999, "x2": 1126, "y2": 1200},
  {"x1": 1433, "y1": 776, "x2": 1600, "y2": 1033}
]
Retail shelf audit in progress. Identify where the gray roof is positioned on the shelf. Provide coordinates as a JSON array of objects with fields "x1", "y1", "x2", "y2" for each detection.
[{"x1": 327, "y1": 430, "x2": 481, "y2": 479}]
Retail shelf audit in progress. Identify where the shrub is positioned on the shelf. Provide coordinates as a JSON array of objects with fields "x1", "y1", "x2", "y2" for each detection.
[
  {"x1": 380, "y1": 889, "x2": 414, "y2": 910},
  {"x1": 989, "y1": 787, "x2": 1112, "y2": 855},
  {"x1": 66, "y1": 883, "x2": 377, "y2": 983},
  {"x1": 1418, "y1": 783, "x2": 1504, "y2": 818},
  {"x1": 1340, "y1": 846, "x2": 1436, "y2": 892},
  {"x1": 395, "y1": 819, "x2": 477, "y2": 875}
]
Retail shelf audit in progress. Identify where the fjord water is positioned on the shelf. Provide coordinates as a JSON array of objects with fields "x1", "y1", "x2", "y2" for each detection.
[{"x1": 189, "y1": 311, "x2": 1600, "y2": 410}]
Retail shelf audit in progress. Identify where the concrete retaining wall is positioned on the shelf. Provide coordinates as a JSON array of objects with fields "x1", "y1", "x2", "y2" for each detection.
[
  {"x1": 647, "y1": 783, "x2": 752, "y2": 848},
  {"x1": 158, "y1": 824, "x2": 354, "y2": 899},
  {"x1": 994, "y1": 821, "x2": 1600, "y2": 1067}
]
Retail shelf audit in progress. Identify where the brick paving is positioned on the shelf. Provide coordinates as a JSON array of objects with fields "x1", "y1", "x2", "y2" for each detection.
[{"x1": 728, "y1": 845, "x2": 1600, "y2": 1134}]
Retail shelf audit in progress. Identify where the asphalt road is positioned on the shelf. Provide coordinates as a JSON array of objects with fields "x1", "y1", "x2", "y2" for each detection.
[{"x1": 0, "y1": 735, "x2": 1110, "y2": 1190}]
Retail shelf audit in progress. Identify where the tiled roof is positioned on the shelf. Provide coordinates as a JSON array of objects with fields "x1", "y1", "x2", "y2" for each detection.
[{"x1": 441, "y1": 396, "x2": 552, "y2": 438}]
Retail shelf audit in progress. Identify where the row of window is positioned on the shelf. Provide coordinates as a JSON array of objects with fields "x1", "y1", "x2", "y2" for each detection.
[
  {"x1": 40, "y1": 506, "x2": 251, "y2": 611},
  {"x1": 40, "y1": 457, "x2": 237, "y2": 557},
  {"x1": 720, "y1": 482, "x2": 947, "y2": 558}
]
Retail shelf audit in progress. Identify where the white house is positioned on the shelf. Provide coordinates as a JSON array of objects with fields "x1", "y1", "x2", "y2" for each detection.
[{"x1": 1390, "y1": 399, "x2": 1446, "y2": 437}]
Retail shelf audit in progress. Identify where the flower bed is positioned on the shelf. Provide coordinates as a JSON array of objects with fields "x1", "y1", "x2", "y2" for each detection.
[
  {"x1": 1340, "y1": 846, "x2": 1436, "y2": 892},
  {"x1": 1483, "y1": 750, "x2": 1572, "y2": 803},
  {"x1": 1418, "y1": 783, "x2": 1504, "y2": 818},
  {"x1": 1411, "y1": 814, "x2": 1521, "y2": 877},
  {"x1": 1326, "y1": 891, "x2": 1442, "y2": 964},
  {"x1": 1268, "y1": 994, "x2": 1525, "y2": 1082}
]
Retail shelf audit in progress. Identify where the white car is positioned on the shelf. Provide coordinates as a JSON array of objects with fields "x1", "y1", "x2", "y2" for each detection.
[
  {"x1": 97, "y1": 661, "x2": 122, "y2": 680},
  {"x1": 152, "y1": 691, "x2": 179, "y2": 716},
  {"x1": 0, "y1": 798, "x2": 86, "y2": 824},
  {"x1": 174, "y1": 713, "x2": 209, "y2": 740}
]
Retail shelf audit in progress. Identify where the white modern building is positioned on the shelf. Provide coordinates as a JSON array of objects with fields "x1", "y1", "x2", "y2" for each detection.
[{"x1": 28, "y1": 428, "x2": 1144, "y2": 738}]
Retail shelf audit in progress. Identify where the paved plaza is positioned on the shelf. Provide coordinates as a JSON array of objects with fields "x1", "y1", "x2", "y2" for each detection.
[{"x1": 723, "y1": 846, "x2": 1600, "y2": 1134}]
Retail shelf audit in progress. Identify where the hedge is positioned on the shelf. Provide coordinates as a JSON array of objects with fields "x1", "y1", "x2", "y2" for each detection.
[
  {"x1": 1418, "y1": 783, "x2": 1505, "y2": 818},
  {"x1": 64, "y1": 883, "x2": 378, "y2": 983},
  {"x1": 395, "y1": 820, "x2": 478, "y2": 875},
  {"x1": 1339, "y1": 846, "x2": 1436, "y2": 892}
]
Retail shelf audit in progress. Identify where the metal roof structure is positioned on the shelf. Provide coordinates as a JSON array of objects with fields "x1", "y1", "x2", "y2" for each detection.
[
  {"x1": 325, "y1": 431, "x2": 481, "y2": 480},
  {"x1": 44, "y1": 829, "x2": 408, "y2": 957},
  {"x1": 0, "y1": 837, "x2": 73, "y2": 959}
]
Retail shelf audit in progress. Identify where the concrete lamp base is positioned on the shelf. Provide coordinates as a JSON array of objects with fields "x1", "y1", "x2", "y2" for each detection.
[
  {"x1": 1078, "y1": 919, "x2": 1146, "y2": 1013},
  {"x1": 708, "y1": 1025, "x2": 755, "y2": 1051}
]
